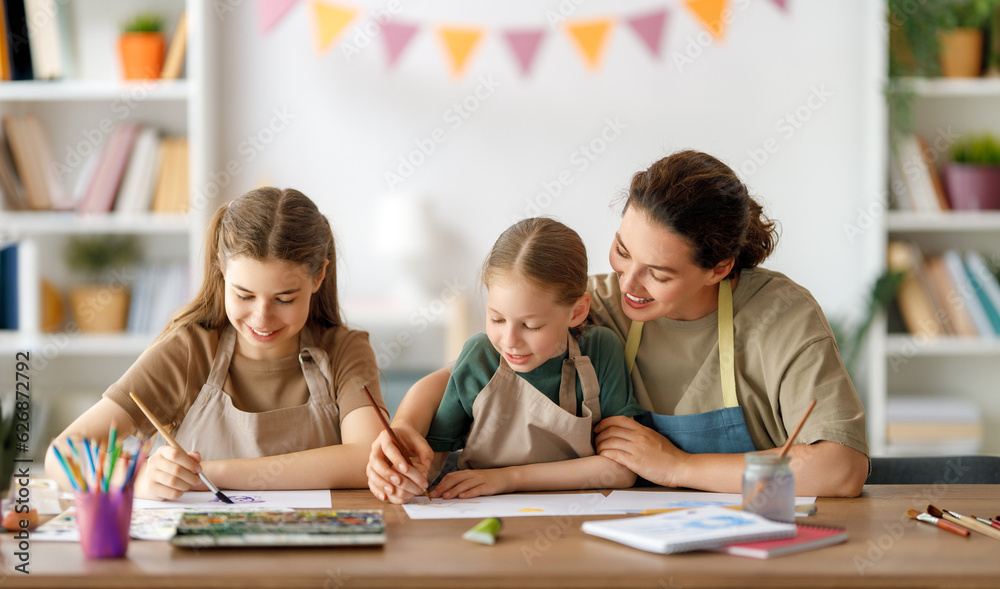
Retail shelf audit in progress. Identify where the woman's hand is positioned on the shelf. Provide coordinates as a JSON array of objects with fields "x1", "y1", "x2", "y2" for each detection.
[
  {"x1": 430, "y1": 468, "x2": 512, "y2": 500},
  {"x1": 366, "y1": 424, "x2": 432, "y2": 504},
  {"x1": 594, "y1": 416, "x2": 689, "y2": 487},
  {"x1": 135, "y1": 447, "x2": 206, "y2": 500}
]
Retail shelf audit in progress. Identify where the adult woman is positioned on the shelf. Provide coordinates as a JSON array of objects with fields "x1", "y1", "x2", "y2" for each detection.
[{"x1": 368, "y1": 151, "x2": 869, "y2": 498}]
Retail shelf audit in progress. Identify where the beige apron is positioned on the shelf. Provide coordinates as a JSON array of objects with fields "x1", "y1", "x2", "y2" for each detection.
[
  {"x1": 172, "y1": 325, "x2": 342, "y2": 460},
  {"x1": 458, "y1": 333, "x2": 602, "y2": 470}
]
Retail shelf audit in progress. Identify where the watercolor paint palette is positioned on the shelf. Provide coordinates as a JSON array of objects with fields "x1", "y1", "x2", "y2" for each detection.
[{"x1": 169, "y1": 509, "x2": 385, "y2": 548}]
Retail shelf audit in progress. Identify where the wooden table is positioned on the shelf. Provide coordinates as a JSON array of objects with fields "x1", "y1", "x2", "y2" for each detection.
[{"x1": 4, "y1": 485, "x2": 999, "y2": 588}]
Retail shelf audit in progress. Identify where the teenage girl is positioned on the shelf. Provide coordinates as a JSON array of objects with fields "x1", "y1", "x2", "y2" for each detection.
[{"x1": 45, "y1": 188, "x2": 388, "y2": 500}]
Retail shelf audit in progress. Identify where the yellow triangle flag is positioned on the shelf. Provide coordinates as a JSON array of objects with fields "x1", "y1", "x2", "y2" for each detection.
[
  {"x1": 685, "y1": 0, "x2": 729, "y2": 39},
  {"x1": 565, "y1": 19, "x2": 613, "y2": 70},
  {"x1": 438, "y1": 27, "x2": 484, "y2": 77},
  {"x1": 310, "y1": 1, "x2": 358, "y2": 54}
]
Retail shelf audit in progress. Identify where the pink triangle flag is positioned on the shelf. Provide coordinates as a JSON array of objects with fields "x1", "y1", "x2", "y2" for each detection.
[
  {"x1": 258, "y1": 0, "x2": 300, "y2": 34},
  {"x1": 383, "y1": 21, "x2": 419, "y2": 67},
  {"x1": 626, "y1": 8, "x2": 669, "y2": 58},
  {"x1": 769, "y1": 0, "x2": 789, "y2": 11},
  {"x1": 503, "y1": 29, "x2": 546, "y2": 76}
]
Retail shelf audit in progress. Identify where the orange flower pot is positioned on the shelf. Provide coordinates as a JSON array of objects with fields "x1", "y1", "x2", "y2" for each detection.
[
  {"x1": 938, "y1": 28, "x2": 984, "y2": 78},
  {"x1": 119, "y1": 32, "x2": 166, "y2": 80}
]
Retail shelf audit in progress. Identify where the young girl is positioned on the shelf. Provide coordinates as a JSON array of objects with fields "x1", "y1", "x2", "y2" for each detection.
[
  {"x1": 367, "y1": 217, "x2": 641, "y2": 503},
  {"x1": 45, "y1": 188, "x2": 388, "y2": 500}
]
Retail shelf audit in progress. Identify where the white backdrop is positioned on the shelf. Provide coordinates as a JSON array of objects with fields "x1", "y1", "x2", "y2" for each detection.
[{"x1": 212, "y1": 0, "x2": 884, "y2": 354}]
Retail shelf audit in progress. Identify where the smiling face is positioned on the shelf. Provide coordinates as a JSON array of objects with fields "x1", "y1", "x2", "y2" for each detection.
[
  {"x1": 224, "y1": 256, "x2": 325, "y2": 360},
  {"x1": 485, "y1": 272, "x2": 590, "y2": 373},
  {"x1": 609, "y1": 207, "x2": 731, "y2": 322}
]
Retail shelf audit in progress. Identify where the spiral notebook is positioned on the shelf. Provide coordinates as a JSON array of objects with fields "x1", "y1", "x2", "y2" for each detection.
[
  {"x1": 581, "y1": 506, "x2": 796, "y2": 554},
  {"x1": 169, "y1": 509, "x2": 385, "y2": 548}
]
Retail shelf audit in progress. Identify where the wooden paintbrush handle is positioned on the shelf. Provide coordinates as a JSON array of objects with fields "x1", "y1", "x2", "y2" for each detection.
[
  {"x1": 940, "y1": 511, "x2": 1000, "y2": 540},
  {"x1": 129, "y1": 392, "x2": 182, "y2": 451}
]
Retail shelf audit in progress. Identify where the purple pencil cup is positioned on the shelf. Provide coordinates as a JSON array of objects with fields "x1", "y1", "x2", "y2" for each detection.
[{"x1": 74, "y1": 486, "x2": 134, "y2": 558}]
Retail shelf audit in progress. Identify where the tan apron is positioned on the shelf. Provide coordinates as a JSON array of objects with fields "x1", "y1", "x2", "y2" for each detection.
[
  {"x1": 172, "y1": 325, "x2": 342, "y2": 460},
  {"x1": 458, "y1": 333, "x2": 602, "y2": 470}
]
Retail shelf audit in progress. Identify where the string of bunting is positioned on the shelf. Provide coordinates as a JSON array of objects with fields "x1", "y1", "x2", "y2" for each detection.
[{"x1": 256, "y1": 0, "x2": 790, "y2": 77}]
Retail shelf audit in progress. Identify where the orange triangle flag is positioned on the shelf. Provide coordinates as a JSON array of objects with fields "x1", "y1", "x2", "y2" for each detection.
[
  {"x1": 565, "y1": 19, "x2": 613, "y2": 70},
  {"x1": 685, "y1": 0, "x2": 729, "y2": 39},
  {"x1": 438, "y1": 27, "x2": 484, "y2": 77},
  {"x1": 310, "y1": 1, "x2": 358, "y2": 54}
]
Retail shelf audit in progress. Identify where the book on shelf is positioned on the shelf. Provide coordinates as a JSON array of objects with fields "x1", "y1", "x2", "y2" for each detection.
[
  {"x1": 3, "y1": 114, "x2": 49, "y2": 209},
  {"x1": 127, "y1": 260, "x2": 188, "y2": 335},
  {"x1": 0, "y1": 123, "x2": 26, "y2": 210},
  {"x1": 77, "y1": 122, "x2": 140, "y2": 214},
  {"x1": 915, "y1": 134, "x2": 950, "y2": 211},
  {"x1": 3, "y1": 0, "x2": 34, "y2": 81},
  {"x1": 0, "y1": 242, "x2": 17, "y2": 329},
  {"x1": 0, "y1": 2, "x2": 10, "y2": 81},
  {"x1": 161, "y1": 10, "x2": 187, "y2": 80},
  {"x1": 885, "y1": 396, "x2": 982, "y2": 457},
  {"x1": 114, "y1": 126, "x2": 161, "y2": 215},
  {"x1": 887, "y1": 240, "x2": 946, "y2": 338},
  {"x1": 924, "y1": 255, "x2": 979, "y2": 337},
  {"x1": 151, "y1": 136, "x2": 188, "y2": 213},
  {"x1": 963, "y1": 251, "x2": 1000, "y2": 336},
  {"x1": 891, "y1": 134, "x2": 945, "y2": 212},
  {"x1": 581, "y1": 506, "x2": 796, "y2": 555},
  {"x1": 24, "y1": 0, "x2": 73, "y2": 80},
  {"x1": 941, "y1": 250, "x2": 995, "y2": 338},
  {"x1": 711, "y1": 523, "x2": 848, "y2": 559}
]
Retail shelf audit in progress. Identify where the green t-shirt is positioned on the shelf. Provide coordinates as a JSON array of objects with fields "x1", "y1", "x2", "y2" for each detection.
[{"x1": 426, "y1": 326, "x2": 643, "y2": 452}]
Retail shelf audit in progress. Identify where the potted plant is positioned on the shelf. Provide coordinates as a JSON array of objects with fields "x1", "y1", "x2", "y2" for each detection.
[
  {"x1": 944, "y1": 133, "x2": 1000, "y2": 209},
  {"x1": 938, "y1": 0, "x2": 1000, "y2": 77},
  {"x1": 119, "y1": 13, "x2": 165, "y2": 80},
  {"x1": 64, "y1": 235, "x2": 140, "y2": 333}
]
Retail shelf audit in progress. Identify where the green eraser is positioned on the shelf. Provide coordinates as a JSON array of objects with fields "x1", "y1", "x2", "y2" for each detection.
[{"x1": 462, "y1": 517, "x2": 502, "y2": 545}]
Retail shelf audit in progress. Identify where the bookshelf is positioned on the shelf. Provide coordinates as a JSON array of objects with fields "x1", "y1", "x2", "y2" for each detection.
[
  {"x1": 0, "y1": 0, "x2": 216, "y2": 458},
  {"x1": 870, "y1": 77, "x2": 1000, "y2": 457}
]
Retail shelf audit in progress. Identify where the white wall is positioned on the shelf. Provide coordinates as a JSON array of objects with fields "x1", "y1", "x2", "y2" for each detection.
[{"x1": 212, "y1": 0, "x2": 883, "y2": 352}]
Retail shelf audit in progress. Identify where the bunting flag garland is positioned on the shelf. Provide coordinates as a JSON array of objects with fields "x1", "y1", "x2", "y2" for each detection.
[
  {"x1": 684, "y1": 0, "x2": 729, "y2": 40},
  {"x1": 382, "y1": 21, "x2": 420, "y2": 67},
  {"x1": 626, "y1": 8, "x2": 669, "y2": 58},
  {"x1": 438, "y1": 27, "x2": 485, "y2": 77},
  {"x1": 258, "y1": 1, "x2": 791, "y2": 76},
  {"x1": 258, "y1": 0, "x2": 300, "y2": 34},
  {"x1": 503, "y1": 29, "x2": 546, "y2": 76},
  {"x1": 310, "y1": 1, "x2": 359, "y2": 54},
  {"x1": 565, "y1": 18, "x2": 614, "y2": 70}
]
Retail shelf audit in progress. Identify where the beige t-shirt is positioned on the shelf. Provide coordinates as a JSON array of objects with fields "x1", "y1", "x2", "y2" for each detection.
[
  {"x1": 104, "y1": 323, "x2": 385, "y2": 440},
  {"x1": 588, "y1": 269, "x2": 869, "y2": 457}
]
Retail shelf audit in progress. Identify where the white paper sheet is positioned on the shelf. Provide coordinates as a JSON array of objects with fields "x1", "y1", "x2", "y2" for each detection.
[
  {"x1": 132, "y1": 489, "x2": 332, "y2": 511},
  {"x1": 402, "y1": 493, "x2": 607, "y2": 520},
  {"x1": 591, "y1": 490, "x2": 816, "y2": 514}
]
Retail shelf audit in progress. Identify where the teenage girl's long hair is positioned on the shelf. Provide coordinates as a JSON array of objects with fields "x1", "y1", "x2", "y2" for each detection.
[{"x1": 154, "y1": 187, "x2": 340, "y2": 344}]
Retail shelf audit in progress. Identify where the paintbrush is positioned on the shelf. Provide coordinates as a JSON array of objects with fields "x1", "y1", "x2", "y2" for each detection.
[
  {"x1": 927, "y1": 505, "x2": 1000, "y2": 541},
  {"x1": 129, "y1": 392, "x2": 233, "y2": 504},
  {"x1": 743, "y1": 399, "x2": 816, "y2": 508},
  {"x1": 972, "y1": 515, "x2": 1000, "y2": 531},
  {"x1": 905, "y1": 508, "x2": 969, "y2": 537},
  {"x1": 362, "y1": 385, "x2": 431, "y2": 500}
]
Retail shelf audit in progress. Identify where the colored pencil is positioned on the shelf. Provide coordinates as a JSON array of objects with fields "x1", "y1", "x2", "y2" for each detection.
[
  {"x1": 52, "y1": 444, "x2": 82, "y2": 492},
  {"x1": 128, "y1": 392, "x2": 233, "y2": 504},
  {"x1": 362, "y1": 385, "x2": 431, "y2": 500},
  {"x1": 82, "y1": 437, "x2": 96, "y2": 480},
  {"x1": 105, "y1": 422, "x2": 120, "y2": 492}
]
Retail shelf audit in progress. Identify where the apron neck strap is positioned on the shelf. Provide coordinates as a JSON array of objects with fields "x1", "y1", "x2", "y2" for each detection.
[{"x1": 623, "y1": 278, "x2": 738, "y2": 409}]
